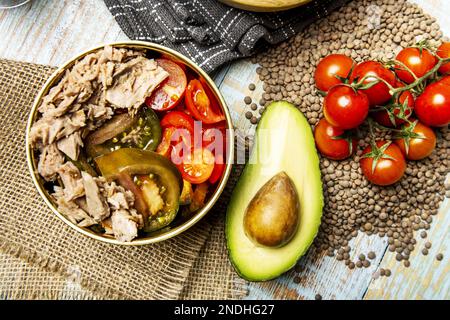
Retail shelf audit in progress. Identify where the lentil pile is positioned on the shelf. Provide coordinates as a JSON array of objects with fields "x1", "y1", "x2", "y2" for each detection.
[{"x1": 251, "y1": 0, "x2": 449, "y2": 270}]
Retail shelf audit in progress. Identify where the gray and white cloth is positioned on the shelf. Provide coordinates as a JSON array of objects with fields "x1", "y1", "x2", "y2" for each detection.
[{"x1": 104, "y1": 0, "x2": 348, "y2": 73}]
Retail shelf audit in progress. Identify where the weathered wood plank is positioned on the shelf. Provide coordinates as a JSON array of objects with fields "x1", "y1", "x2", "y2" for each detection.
[
  {"x1": 0, "y1": 0, "x2": 127, "y2": 66},
  {"x1": 365, "y1": 198, "x2": 450, "y2": 300}
]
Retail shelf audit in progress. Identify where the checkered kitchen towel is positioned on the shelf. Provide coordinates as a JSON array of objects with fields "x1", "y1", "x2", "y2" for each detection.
[{"x1": 104, "y1": 0, "x2": 348, "y2": 73}]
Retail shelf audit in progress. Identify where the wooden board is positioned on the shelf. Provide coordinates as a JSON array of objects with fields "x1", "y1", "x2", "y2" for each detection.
[{"x1": 0, "y1": 0, "x2": 449, "y2": 300}]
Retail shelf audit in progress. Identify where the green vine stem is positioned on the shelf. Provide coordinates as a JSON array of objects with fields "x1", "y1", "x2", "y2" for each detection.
[{"x1": 353, "y1": 56, "x2": 450, "y2": 97}]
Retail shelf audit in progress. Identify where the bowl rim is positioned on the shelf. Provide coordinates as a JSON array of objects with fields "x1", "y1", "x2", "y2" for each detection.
[
  {"x1": 218, "y1": 0, "x2": 311, "y2": 12},
  {"x1": 25, "y1": 40, "x2": 235, "y2": 246}
]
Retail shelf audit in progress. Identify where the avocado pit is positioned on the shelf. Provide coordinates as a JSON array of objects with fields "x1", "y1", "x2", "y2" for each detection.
[{"x1": 243, "y1": 171, "x2": 300, "y2": 247}]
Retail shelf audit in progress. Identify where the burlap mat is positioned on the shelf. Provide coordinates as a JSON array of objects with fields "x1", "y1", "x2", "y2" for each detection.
[{"x1": 0, "y1": 59, "x2": 247, "y2": 300}]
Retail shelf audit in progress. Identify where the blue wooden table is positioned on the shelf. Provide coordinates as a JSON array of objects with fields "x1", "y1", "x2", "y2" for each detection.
[{"x1": 0, "y1": 0, "x2": 448, "y2": 300}]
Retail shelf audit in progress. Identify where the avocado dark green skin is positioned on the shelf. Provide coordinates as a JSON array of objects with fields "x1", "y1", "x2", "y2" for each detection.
[{"x1": 226, "y1": 101, "x2": 323, "y2": 281}]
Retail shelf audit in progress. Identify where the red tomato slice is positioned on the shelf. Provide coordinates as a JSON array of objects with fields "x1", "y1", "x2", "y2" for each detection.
[
  {"x1": 146, "y1": 59, "x2": 187, "y2": 111},
  {"x1": 185, "y1": 79, "x2": 225, "y2": 124},
  {"x1": 160, "y1": 110, "x2": 195, "y2": 134},
  {"x1": 156, "y1": 127, "x2": 177, "y2": 158},
  {"x1": 209, "y1": 159, "x2": 225, "y2": 184},
  {"x1": 160, "y1": 53, "x2": 187, "y2": 71},
  {"x1": 199, "y1": 77, "x2": 226, "y2": 119},
  {"x1": 201, "y1": 121, "x2": 228, "y2": 184},
  {"x1": 177, "y1": 148, "x2": 215, "y2": 184}
]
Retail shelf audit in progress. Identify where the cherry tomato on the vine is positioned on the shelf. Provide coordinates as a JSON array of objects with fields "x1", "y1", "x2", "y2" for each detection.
[
  {"x1": 395, "y1": 47, "x2": 437, "y2": 84},
  {"x1": 323, "y1": 85, "x2": 369, "y2": 130},
  {"x1": 414, "y1": 81, "x2": 450, "y2": 127},
  {"x1": 350, "y1": 61, "x2": 396, "y2": 107},
  {"x1": 372, "y1": 90, "x2": 414, "y2": 127},
  {"x1": 314, "y1": 54, "x2": 354, "y2": 92},
  {"x1": 314, "y1": 118, "x2": 357, "y2": 160},
  {"x1": 437, "y1": 42, "x2": 450, "y2": 74},
  {"x1": 360, "y1": 141, "x2": 406, "y2": 186},
  {"x1": 438, "y1": 75, "x2": 450, "y2": 87},
  {"x1": 394, "y1": 121, "x2": 436, "y2": 160}
]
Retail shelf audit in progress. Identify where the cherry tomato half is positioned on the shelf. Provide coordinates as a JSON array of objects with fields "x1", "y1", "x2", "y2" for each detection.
[
  {"x1": 350, "y1": 61, "x2": 396, "y2": 107},
  {"x1": 314, "y1": 54, "x2": 354, "y2": 92},
  {"x1": 177, "y1": 148, "x2": 215, "y2": 184},
  {"x1": 156, "y1": 127, "x2": 177, "y2": 158},
  {"x1": 156, "y1": 125, "x2": 192, "y2": 158},
  {"x1": 395, "y1": 47, "x2": 437, "y2": 84},
  {"x1": 185, "y1": 79, "x2": 225, "y2": 124},
  {"x1": 314, "y1": 118, "x2": 357, "y2": 160},
  {"x1": 394, "y1": 121, "x2": 436, "y2": 160},
  {"x1": 208, "y1": 158, "x2": 225, "y2": 184},
  {"x1": 414, "y1": 81, "x2": 450, "y2": 127},
  {"x1": 323, "y1": 85, "x2": 369, "y2": 130},
  {"x1": 160, "y1": 111, "x2": 195, "y2": 133},
  {"x1": 360, "y1": 141, "x2": 406, "y2": 186},
  {"x1": 145, "y1": 59, "x2": 187, "y2": 111},
  {"x1": 437, "y1": 42, "x2": 450, "y2": 74},
  {"x1": 372, "y1": 90, "x2": 414, "y2": 127},
  {"x1": 202, "y1": 121, "x2": 227, "y2": 184},
  {"x1": 160, "y1": 53, "x2": 187, "y2": 71}
]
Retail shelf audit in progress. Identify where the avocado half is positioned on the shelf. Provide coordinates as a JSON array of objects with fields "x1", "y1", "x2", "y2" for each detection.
[{"x1": 226, "y1": 101, "x2": 323, "y2": 281}]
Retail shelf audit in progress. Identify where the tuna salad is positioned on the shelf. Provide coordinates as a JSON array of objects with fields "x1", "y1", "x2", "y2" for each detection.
[{"x1": 29, "y1": 45, "x2": 228, "y2": 242}]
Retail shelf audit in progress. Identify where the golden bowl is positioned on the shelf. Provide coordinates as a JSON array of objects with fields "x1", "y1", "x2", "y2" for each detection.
[
  {"x1": 218, "y1": 0, "x2": 311, "y2": 12},
  {"x1": 26, "y1": 41, "x2": 234, "y2": 246}
]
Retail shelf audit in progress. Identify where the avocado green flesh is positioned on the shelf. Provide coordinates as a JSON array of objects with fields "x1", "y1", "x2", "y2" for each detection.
[{"x1": 226, "y1": 101, "x2": 323, "y2": 281}]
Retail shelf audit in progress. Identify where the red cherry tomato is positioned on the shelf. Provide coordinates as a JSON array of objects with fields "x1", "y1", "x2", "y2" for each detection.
[
  {"x1": 314, "y1": 54, "x2": 354, "y2": 92},
  {"x1": 395, "y1": 47, "x2": 437, "y2": 84},
  {"x1": 360, "y1": 141, "x2": 406, "y2": 186},
  {"x1": 372, "y1": 90, "x2": 415, "y2": 127},
  {"x1": 314, "y1": 118, "x2": 357, "y2": 160},
  {"x1": 145, "y1": 59, "x2": 187, "y2": 111},
  {"x1": 323, "y1": 85, "x2": 369, "y2": 129},
  {"x1": 160, "y1": 53, "x2": 187, "y2": 71},
  {"x1": 199, "y1": 77, "x2": 226, "y2": 118},
  {"x1": 350, "y1": 61, "x2": 396, "y2": 106},
  {"x1": 202, "y1": 121, "x2": 228, "y2": 184},
  {"x1": 437, "y1": 42, "x2": 450, "y2": 74},
  {"x1": 157, "y1": 125, "x2": 193, "y2": 159},
  {"x1": 394, "y1": 121, "x2": 436, "y2": 160},
  {"x1": 414, "y1": 81, "x2": 450, "y2": 127},
  {"x1": 208, "y1": 158, "x2": 225, "y2": 184},
  {"x1": 160, "y1": 111, "x2": 195, "y2": 133},
  {"x1": 177, "y1": 148, "x2": 215, "y2": 184},
  {"x1": 156, "y1": 127, "x2": 177, "y2": 158},
  {"x1": 185, "y1": 79, "x2": 225, "y2": 124},
  {"x1": 438, "y1": 75, "x2": 450, "y2": 86}
]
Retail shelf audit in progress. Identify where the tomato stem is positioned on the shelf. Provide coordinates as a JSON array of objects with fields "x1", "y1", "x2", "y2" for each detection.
[{"x1": 391, "y1": 59, "x2": 419, "y2": 81}]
